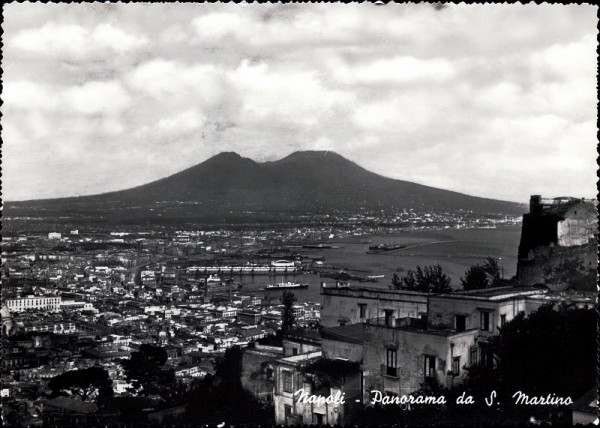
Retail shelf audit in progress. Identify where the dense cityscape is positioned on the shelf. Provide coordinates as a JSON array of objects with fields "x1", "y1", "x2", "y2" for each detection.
[{"x1": 1, "y1": 196, "x2": 597, "y2": 426}]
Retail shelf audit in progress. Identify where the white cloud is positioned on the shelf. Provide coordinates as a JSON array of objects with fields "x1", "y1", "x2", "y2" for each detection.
[
  {"x1": 228, "y1": 60, "x2": 352, "y2": 126},
  {"x1": 331, "y1": 56, "x2": 456, "y2": 85},
  {"x1": 65, "y1": 81, "x2": 131, "y2": 115},
  {"x1": 157, "y1": 109, "x2": 206, "y2": 134},
  {"x1": 1, "y1": 3, "x2": 597, "y2": 201},
  {"x1": 125, "y1": 59, "x2": 221, "y2": 104},
  {"x1": 10, "y1": 21, "x2": 147, "y2": 59},
  {"x1": 3, "y1": 80, "x2": 131, "y2": 116}
]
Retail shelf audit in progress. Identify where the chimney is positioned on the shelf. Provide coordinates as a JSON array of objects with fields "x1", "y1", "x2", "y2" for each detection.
[{"x1": 530, "y1": 195, "x2": 542, "y2": 214}]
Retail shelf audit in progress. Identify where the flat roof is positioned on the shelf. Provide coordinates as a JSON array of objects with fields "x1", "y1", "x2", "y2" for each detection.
[
  {"x1": 322, "y1": 324, "x2": 367, "y2": 344},
  {"x1": 434, "y1": 286, "x2": 546, "y2": 301},
  {"x1": 280, "y1": 351, "x2": 322, "y2": 364}
]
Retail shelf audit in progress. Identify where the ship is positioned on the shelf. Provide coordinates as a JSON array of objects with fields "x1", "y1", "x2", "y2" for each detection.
[
  {"x1": 302, "y1": 244, "x2": 332, "y2": 249},
  {"x1": 366, "y1": 244, "x2": 406, "y2": 254},
  {"x1": 367, "y1": 274, "x2": 386, "y2": 279},
  {"x1": 263, "y1": 281, "x2": 309, "y2": 290}
]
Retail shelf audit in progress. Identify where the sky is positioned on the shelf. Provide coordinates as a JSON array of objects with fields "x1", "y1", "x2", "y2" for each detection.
[{"x1": 2, "y1": 3, "x2": 598, "y2": 202}]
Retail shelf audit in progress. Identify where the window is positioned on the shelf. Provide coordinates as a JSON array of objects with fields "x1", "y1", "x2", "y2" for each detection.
[
  {"x1": 452, "y1": 357, "x2": 460, "y2": 376},
  {"x1": 284, "y1": 405, "x2": 292, "y2": 419},
  {"x1": 424, "y1": 355, "x2": 436, "y2": 379},
  {"x1": 314, "y1": 413, "x2": 324, "y2": 425},
  {"x1": 470, "y1": 348, "x2": 478, "y2": 366},
  {"x1": 292, "y1": 348, "x2": 298, "y2": 356},
  {"x1": 282, "y1": 371, "x2": 293, "y2": 393},
  {"x1": 480, "y1": 345, "x2": 494, "y2": 368},
  {"x1": 480, "y1": 311, "x2": 490, "y2": 331},
  {"x1": 455, "y1": 315, "x2": 466, "y2": 332},
  {"x1": 384, "y1": 310, "x2": 394, "y2": 326},
  {"x1": 386, "y1": 348, "x2": 398, "y2": 377},
  {"x1": 500, "y1": 314, "x2": 507, "y2": 328},
  {"x1": 358, "y1": 304, "x2": 367, "y2": 319},
  {"x1": 339, "y1": 321, "x2": 346, "y2": 327}
]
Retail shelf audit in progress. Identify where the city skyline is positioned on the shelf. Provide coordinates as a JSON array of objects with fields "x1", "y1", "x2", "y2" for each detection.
[{"x1": 2, "y1": 3, "x2": 598, "y2": 202}]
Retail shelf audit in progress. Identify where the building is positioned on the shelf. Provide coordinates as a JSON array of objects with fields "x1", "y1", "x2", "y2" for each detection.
[
  {"x1": 213, "y1": 306, "x2": 237, "y2": 319},
  {"x1": 321, "y1": 283, "x2": 427, "y2": 327},
  {"x1": 237, "y1": 310, "x2": 261, "y2": 325},
  {"x1": 241, "y1": 344, "x2": 283, "y2": 403},
  {"x1": 517, "y1": 195, "x2": 597, "y2": 289},
  {"x1": 6, "y1": 296, "x2": 62, "y2": 313},
  {"x1": 60, "y1": 301, "x2": 94, "y2": 311},
  {"x1": 427, "y1": 286, "x2": 551, "y2": 337},
  {"x1": 282, "y1": 329, "x2": 321, "y2": 357},
  {"x1": 272, "y1": 349, "x2": 362, "y2": 425},
  {"x1": 48, "y1": 232, "x2": 62, "y2": 240},
  {"x1": 316, "y1": 285, "x2": 588, "y2": 409}
]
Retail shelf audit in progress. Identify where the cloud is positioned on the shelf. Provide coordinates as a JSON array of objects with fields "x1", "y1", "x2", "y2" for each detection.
[
  {"x1": 228, "y1": 60, "x2": 352, "y2": 127},
  {"x1": 3, "y1": 80, "x2": 131, "y2": 115},
  {"x1": 10, "y1": 21, "x2": 148, "y2": 59},
  {"x1": 330, "y1": 56, "x2": 456, "y2": 85},
  {"x1": 1, "y1": 3, "x2": 597, "y2": 201}
]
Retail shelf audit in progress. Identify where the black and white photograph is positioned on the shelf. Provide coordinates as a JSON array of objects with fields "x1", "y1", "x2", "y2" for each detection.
[{"x1": 1, "y1": 2, "x2": 598, "y2": 426}]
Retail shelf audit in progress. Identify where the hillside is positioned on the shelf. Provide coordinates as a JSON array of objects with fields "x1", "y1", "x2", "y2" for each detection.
[{"x1": 4, "y1": 151, "x2": 525, "y2": 222}]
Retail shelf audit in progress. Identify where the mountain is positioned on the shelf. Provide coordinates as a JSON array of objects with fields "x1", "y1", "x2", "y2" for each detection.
[{"x1": 4, "y1": 151, "x2": 525, "y2": 223}]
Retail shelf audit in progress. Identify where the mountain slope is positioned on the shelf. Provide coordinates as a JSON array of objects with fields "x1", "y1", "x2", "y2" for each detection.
[{"x1": 5, "y1": 151, "x2": 525, "y2": 220}]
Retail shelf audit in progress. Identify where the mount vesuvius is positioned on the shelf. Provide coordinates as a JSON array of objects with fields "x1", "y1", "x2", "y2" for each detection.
[{"x1": 5, "y1": 151, "x2": 525, "y2": 222}]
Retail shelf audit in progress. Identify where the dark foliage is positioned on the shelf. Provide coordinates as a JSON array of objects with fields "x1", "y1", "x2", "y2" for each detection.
[
  {"x1": 280, "y1": 290, "x2": 297, "y2": 334},
  {"x1": 121, "y1": 344, "x2": 175, "y2": 397},
  {"x1": 392, "y1": 264, "x2": 452, "y2": 293},
  {"x1": 48, "y1": 366, "x2": 113, "y2": 403},
  {"x1": 183, "y1": 346, "x2": 274, "y2": 425},
  {"x1": 461, "y1": 257, "x2": 502, "y2": 290}
]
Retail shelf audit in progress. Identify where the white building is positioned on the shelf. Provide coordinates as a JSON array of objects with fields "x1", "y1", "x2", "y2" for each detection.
[
  {"x1": 48, "y1": 232, "x2": 62, "y2": 240},
  {"x1": 6, "y1": 296, "x2": 62, "y2": 312}
]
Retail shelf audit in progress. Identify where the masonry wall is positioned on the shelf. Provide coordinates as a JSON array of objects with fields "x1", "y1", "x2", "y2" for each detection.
[
  {"x1": 428, "y1": 296, "x2": 529, "y2": 334},
  {"x1": 557, "y1": 204, "x2": 598, "y2": 247},
  {"x1": 321, "y1": 287, "x2": 427, "y2": 328},
  {"x1": 361, "y1": 325, "x2": 477, "y2": 399},
  {"x1": 517, "y1": 242, "x2": 597, "y2": 289},
  {"x1": 241, "y1": 348, "x2": 281, "y2": 402},
  {"x1": 517, "y1": 198, "x2": 597, "y2": 290},
  {"x1": 282, "y1": 339, "x2": 320, "y2": 357},
  {"x1": 321, "y1": 337, "x2": 363, "y2": 362}
]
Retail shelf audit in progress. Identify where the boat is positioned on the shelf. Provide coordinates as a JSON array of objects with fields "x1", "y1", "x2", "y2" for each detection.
[
  {"x1": 206, "y1": 274, "x2": 221, "y2": 283},
  {"x1": 366, "y1": 244, "x2": 406, "y2": 254},
  {"x1": 367, "y1": 274, "x2": 386, "y2": 279},
  {"x1": 302, "y1": 244, "x2": 332, "y2": 249},
  {"x1": 263, "y1": 281, "x2": 308, "y2": 290}
]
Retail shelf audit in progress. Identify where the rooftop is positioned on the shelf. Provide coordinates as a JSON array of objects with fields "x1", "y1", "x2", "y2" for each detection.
[
  {"x1": 435, "y1": 286, "x2": 547, "y2": 301},
  {"x1": 279, "y1": 351, "x2": 322, "y2": 364},
  {"x1": 321, "y1": 323, "x2": 366, "y2": 344}
]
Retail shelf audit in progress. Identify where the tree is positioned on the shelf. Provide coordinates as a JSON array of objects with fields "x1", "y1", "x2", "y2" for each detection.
[
  {"x1": 461, "y1": 257, "x2": 501, "y2": 290},
  {"x1": 280, "y1": 291, "x2": 297, "y2": 334},
  {"x1": 461, "y1": 265, "x2": 491, "y2": 290},
  {"x1": 495, "y1": 304, "x2": 595, "y2": 399},
  {"x1": 48, "y1": 367, "x2": 113, "y2": 403},
  {"x1": 121, "y1": 344, "x2": 175, "y2": 396},
  {"x1": 184, "y1": 346, "x2": 274, "y2": 425},
  {"x1": 392, "y1": 264, "x2": 452, "y2": 293}
]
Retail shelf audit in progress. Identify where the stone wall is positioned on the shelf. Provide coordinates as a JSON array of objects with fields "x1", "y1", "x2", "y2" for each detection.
[
  {"x1": 361, "y1": 324, "x2": 477, "y2": 399},
  {"x1": 321, "y1": 286, "x2": 427, "y2": 328}
]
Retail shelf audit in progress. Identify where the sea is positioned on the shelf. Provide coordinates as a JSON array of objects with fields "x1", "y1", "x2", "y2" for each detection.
[{"x1": 224, "y1": 225, "x2": 522, "y2": 304}]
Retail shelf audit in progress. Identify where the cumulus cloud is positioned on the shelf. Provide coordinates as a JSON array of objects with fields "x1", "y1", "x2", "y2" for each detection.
[
  {"x1": 10, "y1": 21, "x2": 148, "y2": 59},
  {"x1": 1, "y1": 3, "x2": 597, "y2": 201}
]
